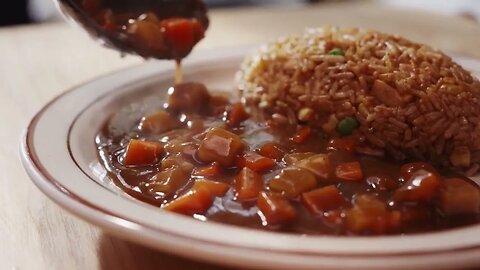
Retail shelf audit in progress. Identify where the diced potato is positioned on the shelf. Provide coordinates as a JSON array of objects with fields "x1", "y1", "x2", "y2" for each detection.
[
  {"x1": 257, "y1": 191, "x2": 296, "y2": 226},
  {"x1": 127, "y1": 20, "x2": 165, "y2": 51},
  {"x1": 162, "y1": 186, "x2": 213, "y2": 215},
  {"x1": 167, "y1": 82, "x2": 211, "y2": 114},
  {"x1": 294, "y1": 154, "x2": 331, "y2": 180},
  {"x1": 440, "y1": 177, "x2": 480, "y2": 215},
  {"x1": 335, "y1": 161, "x2": 363, "y2": 181},
  {"x1": 193, "y1": 162, "x2": 222, "y2": 177},
  {"x1": 283, "y1": 152, "x2": 315, "y2": 165},
  {"x1": 227, "y1": 103, "x2": 250, "y2": 126},
  {"x1": 259, "y1": 143, "x2": 285, "y2": 160},
  {"x1": 302, "y1": 185, "x2": 347, "y2": 214},
  {"x1": 394, "y1": 169, "x2": 442, "y2": 202},
  {"x1": 234, "y1": 167, "x2": 263, "y2": 202},
  {"x1": 197, "y1": 128, "x2": 245, "y2": 167},
  {"x1": 149, "y1": 166, "x2": 191, "y2": 195},
  {"x1": 237, "y1": 152, "x2": 276, "y2": 172},
  {"x1": 450, "y1": 147, "x2": 471, "y2": 168},
  {"x1": 193, "y1": 179, "x2": 229, "y2": 197},
  {"x1": 123, "y1": 139, "x2": 164, "y2": 166},
  {"x1": 345, "y1": 195, "x2": 398, "y2": 234},
  {"x1": 161, "y1": 154, "x2": 194, "y2": 172},
  {"x1": 269, "y1": 167, "x2": 317, "y2": 199},
  {"x1": 139, "y1": 111, "x2": 182, "y2": 134}
]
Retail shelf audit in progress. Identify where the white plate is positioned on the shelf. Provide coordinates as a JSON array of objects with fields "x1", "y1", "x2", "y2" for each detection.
[{"x1": 20, "y1": 46, "x2": 480, "y2": 270}]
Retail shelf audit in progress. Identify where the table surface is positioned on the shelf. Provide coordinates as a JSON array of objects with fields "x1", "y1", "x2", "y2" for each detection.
[{"x1": 2, "y1": 2, "x2": 480, "y2": 269}]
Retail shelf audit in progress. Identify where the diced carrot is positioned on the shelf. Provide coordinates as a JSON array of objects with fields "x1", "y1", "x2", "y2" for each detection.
[
  {"x1": 335, "y1": 161, "x2": 363, "y2": 181},
  {"x1": 139, "y1": 111, "x2": 181, "y2": 134},
  {"x1": 257, "y1": 191, "x2": 296, "y2": 226},
  {"x1": 162, "y1": 186, "x2": 213, "y2": 215},
  {"x1": 194, "y1": 179, "x2": 229, "y2": 197},
  {"x1": 162, "y1": 18, "x2": 204, "y2": 57},
  {"x1": 393, "y1": 169, "x2": 442, "y2": 202},
  {"x1": 123, "y1": 139, "x2": 164, "y2": 166},
  {"x1": 197, "y1": 128, "x2": 245, "y2": 167},
  {"x1": 227, "y1": 103, "x2": 250, "y2": 126},
  {"x1": 234, "y1": 167, "x2": 263, "y2": 201},
  {"x1": 327, "y1": 137, "x2": 356, "y2": 152},
  {"x1": 294, "y1": 154, "x2": 331, "y2": 180},
  {"x1": 193, "y1": 162, "x2": 222, "y2": 177},
  {"x1": 269, "y1": 167, "x2": 317, "y2": 199},
  {"x1": 259, "y1": 143, "x2": 285, "y2": 160},
  {"x1": 291, "y1": 126, "x2": 312, "y2": 144},
  {"x1": 302, "y1": 185, "x2": 347, "y2": 215},
  {"x1": 237, "y1": 152, "x2": 276, "y2": 172}
]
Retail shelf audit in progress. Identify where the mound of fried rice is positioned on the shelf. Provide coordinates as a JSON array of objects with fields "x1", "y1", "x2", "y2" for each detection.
[{"x1": 237, "y1": 26, "x2": 480, "y2": 175}]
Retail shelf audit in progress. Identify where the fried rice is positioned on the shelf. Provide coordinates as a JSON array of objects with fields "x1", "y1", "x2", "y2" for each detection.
[{"x1": 237, "y1": 26, "x2": 480, "y2": 175}]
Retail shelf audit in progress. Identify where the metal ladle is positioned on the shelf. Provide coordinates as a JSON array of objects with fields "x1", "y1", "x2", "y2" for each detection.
[{"x1": 55, "y1": 0, "x2": 209, "y2": 60}]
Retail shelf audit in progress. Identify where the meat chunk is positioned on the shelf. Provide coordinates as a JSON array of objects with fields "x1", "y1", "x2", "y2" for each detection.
[{"x1": 197, "y1": 127, "x2": 244, "y2": 167}]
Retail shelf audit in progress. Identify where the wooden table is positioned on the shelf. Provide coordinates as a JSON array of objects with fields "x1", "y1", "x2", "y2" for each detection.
[{"x1": 2, "y1": 2, "x2": 480, "y2": 269}]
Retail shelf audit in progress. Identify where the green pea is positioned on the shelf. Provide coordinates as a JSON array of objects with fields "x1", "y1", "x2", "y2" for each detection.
[
  {"x1": 337, "y1": 117, "x2": 359, "y2": 135},
  {"x1": 328, "y1": 48, "x2": 345, "y2": 56}
]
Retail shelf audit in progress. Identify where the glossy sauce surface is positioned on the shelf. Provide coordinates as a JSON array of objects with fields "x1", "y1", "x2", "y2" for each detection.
[{"x1": 96, "y1": 82, "x2": 480, "y2": 235}]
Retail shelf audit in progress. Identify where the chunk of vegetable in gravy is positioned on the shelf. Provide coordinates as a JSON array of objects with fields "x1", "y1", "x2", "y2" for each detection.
[
  {"x1": 335, "y1": 161, "x2": 363, "y2": 181},
  {"x1": 123, "y1": 139, "x2": 164, "y2": 166},
  {"x1": 302, "y1": 185, "x2": 347, "y2": 214},
  {"x1": 269, "y1": 167, "x2": 317, "y2": 199},
  {"x1": 139, "y1": 111, "x2": 182, "y2": 133},
  {"x1": 294, "y1": 154, "x2": 331, "y2": 180},
  {"x1": 197, "y1": 127, "x2": 244, "y2": 167},
  {"x1": 161, "y1": 18, "x2": 205, "y2": 58},
  {"x1": 96, "y1": 82, "x2": 480, "y2": 236},
  {"x1": 257, "y1": 192, "x2": 296, "y2": 226},
  {"x1": 193, "y1": 179, "x2": 229, "y2": 197},
  {"x1": 394, "y1": 164, "x2": 442, "y2": 202},
  {"x1": 149, "y1": 166, "x2": 191, "y2": 195},
  {"x1": 193, "y1": 162, "x2": 222, "y2": 177},
  {"x1": 227, "y1": 103, "x2": 249, "y2": 126},
  {"x1": 259, "y1": 143, "x2": 285, "y2": 160},
  {"x1": 440, "y1": 178, "x2": 480, "y2": 215},
  {"x1": 234, "y1": 167, "x2": 263, "y2": 202},
  {"x1": 237, "y1": 152, "x2": 276, "y2": 172},
  {"x1": 162, "y1": 186, "x2": 213, "y2": 215},
  {"x1": 345, "y1": 195, "x2": 400, "y2": 234},
  {"x1": 167, "y1": 82, "x2": 210, "y2": 113}
]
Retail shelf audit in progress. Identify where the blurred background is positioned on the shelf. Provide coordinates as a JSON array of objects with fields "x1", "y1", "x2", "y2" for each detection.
[{"x1": 1, "y1": 0, "x2": 480, "y2": 26}]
